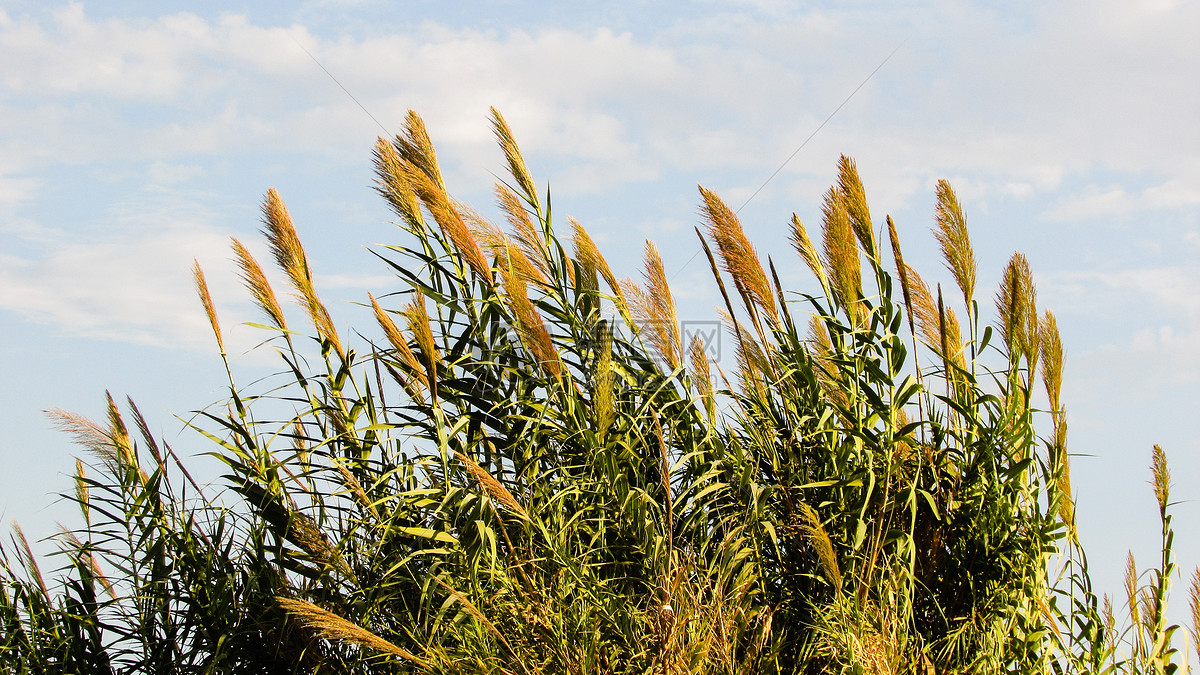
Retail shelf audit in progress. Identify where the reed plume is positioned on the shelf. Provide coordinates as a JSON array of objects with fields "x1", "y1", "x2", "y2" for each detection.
[
  {"x1": 396, "y1": 110, "x2": 445, "y2": 190},
  {"x1": 933, "y1": 179, "x2": 976, "y2": 310},
  {"x1": 822, "y1": 187, "x2": 863, "y2": 324},
  {"x1": 370, "y1": 293, "x2": 427, "y2": 400},
  {"x1": 496, "y1": 183, "x2": 550, "y2": 283},
  {"x1": 399, "y1": 158, "x2": 492, "y2": 281},
  {"x1": 498, "y1": 256, "x2": 562, "y2": 378},
  {"x1": 456, "y1": 450, "x2": 528, "y2": 519},
  {"x1": 572, "y1": 218, "x2": 630, "y2": 318},
  {"x1": 1190, "y1": 567, "x2": 1200, "y2": 664},
  {"x1": 372, "y1": 137, "x2": 425, "y2": 232},
  {"x1": 791, "y1": 213, "x2": 830, "y2": 294},
  {"x1": 594, "y1": 324, "x2": 615, "y2": 441},
  {"x1": 232, "y1": 238, "x2": 288, "y2": 332},
  {"x1": 996, "y1": 252, "x2": 1040, "y2": 371},
  {"x1": 798, "y1": 502, "x2": 841, "y2": 589},
  {"x1": 490, "y1": 107, "x2": 539, "y2": 208},
  {"x1": 192, "y1": 261, "x2": 224, "y2": 355},
  {"x1": 624, "y1": 241, "x2": 681, "y2": 370},
  {"x1": 700, "y1": 186, "x2": 778, "y2": 329},
  {"x1": 837, "y1": 155, "x2": 875, "y2": 257},
  {"x1": 262, "y1": 188, "x2": 343, "y2": 356},
  {"x1": 886, "y1": 216, "x2": 916, "y2": 338},
  {"x1": 276, "y1": 597, "x2": 426, "y2": 665},
  {"x1": 689, "y1": 334, "x2": 715, "y2": 419},
  {"x1": 403, "y1": 293, "x2": 441, "y2": 399},
  {"x1": 903, "y1": 264, "x2": 964, "y2": 369}
]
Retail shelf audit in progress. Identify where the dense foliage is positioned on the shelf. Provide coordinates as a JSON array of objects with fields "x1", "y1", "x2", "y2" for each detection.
[{"x1": 2, "y1": 110, "x2": 1194, "y2": 674}]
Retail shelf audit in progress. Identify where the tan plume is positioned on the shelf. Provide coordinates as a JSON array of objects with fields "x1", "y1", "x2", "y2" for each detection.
[
  {"x1": 699, "y1": 186, "x2": 778, "y2": 329},
  {"x1": 837, "y1": 155, "x2": 875, "y2": 257},
  {"x1": 261, "y1": 188, "x2": 343, "y2": 356},
  {"x1": 934, "y1": 179, "x2": 976, "y2": 310}
]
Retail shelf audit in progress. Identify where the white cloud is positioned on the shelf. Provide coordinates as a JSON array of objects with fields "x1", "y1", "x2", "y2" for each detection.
[{"x1": 0, "y1": 219, "x2": 235, "y2": 348}]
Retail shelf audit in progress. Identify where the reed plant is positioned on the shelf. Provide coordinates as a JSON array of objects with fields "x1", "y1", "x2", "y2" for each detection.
[{"x1": 2, "y1": 109, "x2": 1194, "y2": 674}]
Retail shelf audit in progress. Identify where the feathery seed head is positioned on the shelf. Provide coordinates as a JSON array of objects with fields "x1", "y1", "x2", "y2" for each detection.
[
  {"x1": 398, "y1": 159, "x2": 491, "y2": 281},
  {"x1": 594, "y1": 324, "x2": 615, "y2": 440},
  {"x1": 372, "y1": 137, "x2": 424, "y2": 231},
  {"x1": 261, "y1": 188, "x2": 343, "y2": 356},
  {"x1": 192, "y1": 261, "x2": 224, "y2": 355},
  {"x1": 499, "y1": 260, "x2": 562, "y2": 377},
  {"x1": 887, "y1": 216, "x2": 916, "y2": 337},
  {"x1": 370, "y1": 294, "x2": 427, "y2": 400},
  {"x1": 1152, "y1": 444, "x2": 1171, "y2": 512},
  {"x1": 496, "y1": 183, "x2": 551, "y2": 283},
  {"x1": 572, "y1": 218, "x2": 630, "y2": 319},
  {"x1": 276, "y1": 597, "x2": 426, "y2": 665},
  {"x1": 643, "y1": 240, "x2": 682, "y2": 369},
  {"x1": 934, "y1": 179, "x2": 977, "y2": 310},
  {"x1": 798, "y1": 502, "x2": 842, "y2": 589},
  {"x1": 398, "y1": 110, "x2": 444, "y2": 190},
  {"x1": 1040, "y1": 310, "x2": 1063, "y2": 412},
  {"x1": 1189, "y1": 567, "x2": 1200, "y2": 662},
  {"x1": 821, "y1": 186, "x2": 863, "y2": 320},
  {"x1": 837, "y1": 155, "x2": 876, "y2": 257},
  {"x1": 490, "y1": 107, "x2": 539, "y2": 208},
  {"x1": 456, "y1": 450, "x2": 528, "y2": 519},
  {"x1": 790, "y1": 213, "x2": 830, "y2": 294},
  {"x1": 996, "y1": 252, "x2": 1039, "y2": 369},
  {"x1": 231, "y1": 238, "x2": 288, "y2": 332},
  {"x1": 689, "y1": 334, "x2": 715, "y2": 419},
  {"x1": 699, "y1": 186, "x2": 778, "y2": 327},
  {"x1": 74, "y1": 458, "x2": 89, "y2": 524}
]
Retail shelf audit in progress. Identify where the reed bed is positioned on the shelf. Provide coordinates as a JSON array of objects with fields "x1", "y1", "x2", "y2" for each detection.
[{"x1": 1, "y1": 109, "x2": 1193, "y2": 674}]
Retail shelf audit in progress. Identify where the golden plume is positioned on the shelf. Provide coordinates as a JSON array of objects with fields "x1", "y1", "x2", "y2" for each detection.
[
  {"x1": 689, "y1": 334, "x2": 715, "y2": 419},
  {"x1": 571, "y1": 218, "x2": 631, "y2": 319},
  {"x1": 403, "y1": 294, "x2": 441, "y2": 399},
  {"x1": 276, "y1": 597, "x2": 426, "y2": 665},
  {"x1": 370, "y1": 294, "x2": 427, "y2": 401},
  {"x1": 191, "y1": 261, "x2": 224, "y2": 355},
  {"x1": 934, "y1": 179, "x2": 976, "y2": 310},
  {"x1": 886, "y1": 216, "x2": 916, "y2": 337},
  {"x1": 496, "y1": 183, "x2": 550, "y2": 282},
  {"x1": 904, "y1": 265, "x2": 964, "y2": 370},
  {"x1": 624, "y1": 241, "x2": 681, "y2": 370},
  {"x1": 261, "y1": 188, "x2": 343, "y2": 357},
  {"x1": 1040, "y1": 310, "x2": 1063, "y2": 413},
  {"x1": 837, "y1": 155, "x2": 875, "y2": 257},
  {"x1": 455, "y1": 450, "x2": 528, "y2": 519},
  {"x1": 372, "y1": 137, "x2": 425, "y2": 231},
  {"x1": 1190, "y1": 568, "x2": 1200, "y2": 664},
  {"x1": 231, "y1": 238, "x2": 288, "y2": 332},
  {"x1": 594, "y1": 324, "x2": 615, "y2": 441},
  {"x1": 74, "y1": 459, "x2": 89, "y2": 524},
  {"x1": 822, "y1": 187, "x2": 863, "y2": 324},
  {"x1": 1152, "y1": 444, "x2": 1171, "y2": 513},
  {"x1": 398, "y1": 159, "x2": 492, "y2": 281},
  {"x1": 396, "y1": 110, "x2": 445, "y2": 191},
  {"x1": 699, "y1": 186, "x2": 778, "y2": 329},
  {"x1": 798, "y1": 502, "x2": 842, "y2": 589},
  {"x1": 995, "y1": 252, "x2": 1040, "y2": 370},
  {"x1": 490, "y1": 107, "x2": 539, "y2": 208},
  {"x1": 498, "y1": 256, "x2": 562, "y2": 378},
  {"x1": 790, "y1": 213, "x2": 830, "y2": 294}
]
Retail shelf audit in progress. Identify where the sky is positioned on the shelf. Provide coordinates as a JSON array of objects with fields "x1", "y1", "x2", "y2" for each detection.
[{"x1": 1, "y1": 0, "x2": 1198, "y2": 622}]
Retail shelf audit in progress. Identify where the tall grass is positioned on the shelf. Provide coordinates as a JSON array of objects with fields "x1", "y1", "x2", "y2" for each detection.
[{"x1": 1, "y1": 108, "x2": 1193, "y2": 674}]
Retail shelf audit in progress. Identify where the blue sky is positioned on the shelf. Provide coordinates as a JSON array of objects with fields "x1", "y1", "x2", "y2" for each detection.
[{"x1": 2, "y1": 0, "x2": 1198, "y2": 619}]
